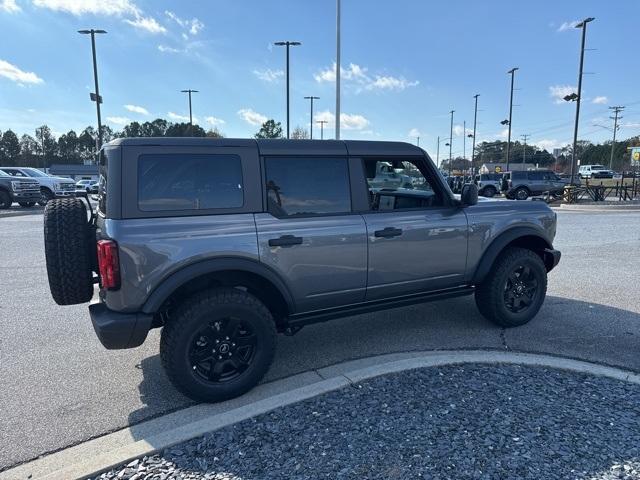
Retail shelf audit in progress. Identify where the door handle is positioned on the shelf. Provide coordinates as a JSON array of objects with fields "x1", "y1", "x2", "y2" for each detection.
[
  {"x1": 374, "y1": 227, "x2": 403, "y2": 238},
  {"x1": 268, "y1": 235, "x2": 303, "y2": 247}
]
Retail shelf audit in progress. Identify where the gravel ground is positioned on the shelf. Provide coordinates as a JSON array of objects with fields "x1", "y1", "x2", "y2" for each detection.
[{"x1": 94, "y1": 364, "x2": 640, "y2": 480}]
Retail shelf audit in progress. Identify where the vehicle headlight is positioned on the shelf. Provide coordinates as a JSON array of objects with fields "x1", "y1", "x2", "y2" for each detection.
[{"x1": 11, "y1": 181, "x2": 21, "y2": 191}]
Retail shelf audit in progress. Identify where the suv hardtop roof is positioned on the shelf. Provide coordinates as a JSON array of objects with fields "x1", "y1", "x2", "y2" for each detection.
[{"x1": 105, "y1": 137, "x2": 425, "y2": 157}]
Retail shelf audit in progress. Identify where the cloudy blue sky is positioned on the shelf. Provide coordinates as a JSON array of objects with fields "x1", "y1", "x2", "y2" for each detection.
[{"x1": 0, "y1": 0, "x2": 638, "y2": 157}]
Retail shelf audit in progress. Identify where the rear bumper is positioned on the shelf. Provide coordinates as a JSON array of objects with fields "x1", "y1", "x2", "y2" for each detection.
[
  {"x1": 544, "y1": 248, "x2": 561, "y2": 272},
  {"x1": 89, "y1": 302, "x2": 153, "y2": 349}
]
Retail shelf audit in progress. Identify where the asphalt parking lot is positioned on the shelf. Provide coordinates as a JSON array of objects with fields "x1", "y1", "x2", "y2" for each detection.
[{"x1": 1, "y1": 209, "x2": 639, "y2": 472}]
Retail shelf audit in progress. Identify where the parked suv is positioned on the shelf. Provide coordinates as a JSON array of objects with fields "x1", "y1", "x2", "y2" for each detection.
[
  {"x1": 43, "y1": 138, "x2": 560, "y2": 402},
  {"x1": 0, "y1": 167, "x2": 76, "y2": 204},
  {"x1": 579, "y1": 164, "x2": 614, "y2": 179},
  {"x1": 0, "y1": 169, "x2": 41, "y2": 208},
  {"x1": 475, "y1": 173, "x2": 502, "y2": 197},
  {"x1": 503, "y1": 170, "x2": 567, "y2": 200}
]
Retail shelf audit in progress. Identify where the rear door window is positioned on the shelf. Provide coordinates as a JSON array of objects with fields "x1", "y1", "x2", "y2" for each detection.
[
  {"x1": 138, "y1": 154, "x2": 243, "y2": 212},
  {"x1": 264, "y1": 157, "x2": 351, "y2": 217}
]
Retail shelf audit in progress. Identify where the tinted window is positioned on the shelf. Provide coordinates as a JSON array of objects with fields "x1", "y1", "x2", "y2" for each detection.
[
  {"x1": 138, "y1": 154, "x2": 243, "y2": 212},
  {"x1": 511, "y1": 171, "x2": 527, "y2": 180},
  {"x1": 265, "y1": 157, "x2": 351, "y2": 216},
  {"x1": 527, "y1": 171, "x2": 544, "y2": 180}
]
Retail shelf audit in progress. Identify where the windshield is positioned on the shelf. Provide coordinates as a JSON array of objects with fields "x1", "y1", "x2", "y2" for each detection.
[
  {"x1": 23, "y1": 168, "x2": 49, "y2": 177},
  {"x1": 0, "y1": 170, "x2": 9, "y2": 177}
]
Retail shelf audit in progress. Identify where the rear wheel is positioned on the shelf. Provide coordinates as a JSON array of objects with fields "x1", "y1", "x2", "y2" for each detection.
[
  {"x1": 514, "y1": 187, "x2": 529, "y2": 200},
  {"x1": 160, "y1": 288, "x2": 277, "y2": 402},
  {"x1": 44, "y1": 198, "x2": 94, "y2": 305},
  {"x1": 482, "y1": 186, "x2": 497, "y2": 198},
  {"x1": 475, "y1": 247, "x2": 547, "y2": 328},
  {"x1": 0, "y1": 190, "x2": 11, "y2": 209}
]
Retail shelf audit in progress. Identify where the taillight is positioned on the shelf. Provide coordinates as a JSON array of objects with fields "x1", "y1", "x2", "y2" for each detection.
[{"x1": 97, "y1": 240, "x2": 120, "y2": 290}]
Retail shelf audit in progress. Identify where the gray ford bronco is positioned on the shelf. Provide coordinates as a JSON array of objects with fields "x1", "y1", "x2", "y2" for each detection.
[{"x1": 44, "y1": 138, "x2": 560, "y2": 402}]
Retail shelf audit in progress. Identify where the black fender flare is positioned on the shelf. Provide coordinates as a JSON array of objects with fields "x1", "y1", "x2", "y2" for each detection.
[
  {"x1": 141, "y1": 257, "x2": 295, "y2": 315},
  {"x1": 471, "y1": 227, "x2": 553, "y2": 284}
]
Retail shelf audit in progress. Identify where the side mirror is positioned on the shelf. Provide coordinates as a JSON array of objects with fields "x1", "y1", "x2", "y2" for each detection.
[{"x1": 461, "y1": 183, "x2": 478, "y2": 206}]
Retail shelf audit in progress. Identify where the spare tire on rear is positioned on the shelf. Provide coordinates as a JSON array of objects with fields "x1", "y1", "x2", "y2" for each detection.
[{"x1": 44, "y1": 198, "x2": 94, "y2": 305}]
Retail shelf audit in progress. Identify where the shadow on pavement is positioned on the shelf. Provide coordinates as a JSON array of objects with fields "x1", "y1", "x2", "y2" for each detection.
[{"x1": 127, "y1": 294, "x2": 640, "y2": 441}]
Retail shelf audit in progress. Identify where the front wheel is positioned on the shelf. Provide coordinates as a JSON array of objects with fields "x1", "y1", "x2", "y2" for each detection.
[
  {"x1": 160, "y1": 288, "x2": 277, "y2": 402},
  {"x1": 514, "y1": 187, "x2": 529, "y2": 200},
  {"x1": 475, "y1": 247, "x2": 547, "y2": 328},
  {"x1": 482, "y1": 186, "x2": 497, "y2": 198},
  {"x1": 0, "y1": 190, "x2": 12, "y2": 209},
  {"x1": 40, "y1": 189, "x2": 54, "y2": 205}
]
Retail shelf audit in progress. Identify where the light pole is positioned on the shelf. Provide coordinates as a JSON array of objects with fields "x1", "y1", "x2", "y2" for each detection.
[
  {"x1": 304, "y1": 96, "x2": 320, "y2": 139},
  {"x1": 274, "y1": 41, "x2": 301, "y2": 139},
  {"x1": 180, "y1": 89, "x2": 199, "y2": 134},
  {"x1": 449, "y1": 110, "x2": 455, "y2": 175},
  {"x1": 78, "y1": 29, "x2": 106, "y2": 155},
  {"x1": 436, "y1": 136, "x2": 448, "y2": 169},
  {"x1": 569, "y1": 17, "x2": 595, "y2": 184},
  {"x1": 335, "y1": 0, "x2": 341, "y2": 140},
  {"x1": 609, "y1": 106, "x2": 624, "y2": 169},
  {"x1": 317, "y1": 120, "x2": 328, "y2": 140},
  {"x1": 505, "y1": 67, "x2": 519, "y2": 172},
  {"x1": 471, "y1": 94, "x2": 479, "y2": 175},
  {"x1": 463, "y1": 120, "x2": 466, "y2": 161}
]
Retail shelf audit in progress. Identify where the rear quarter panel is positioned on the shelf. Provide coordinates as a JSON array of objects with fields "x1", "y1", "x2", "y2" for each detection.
[{"x1": 463, "y1": 199, "x2": 557, "y2": 281}]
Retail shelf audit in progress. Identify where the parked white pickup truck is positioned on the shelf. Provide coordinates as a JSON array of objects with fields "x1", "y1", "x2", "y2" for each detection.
[{"x1": 0, "y1": 167, "x2": 77, "y2": 204}]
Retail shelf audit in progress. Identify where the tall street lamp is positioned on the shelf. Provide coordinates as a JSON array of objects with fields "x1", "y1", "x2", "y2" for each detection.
[
  {"x1": 274, "y1": 41, "x2": 301, "y2": 139},
  {"x1": 78, "y1": 29, "x2": 106, "y2": 155},
  {"x1": 317, "y1": 120, "x2": 328, "y2": 140},
  {"x1": 471, "y1": 94, "x2": 480, "y2": 175},
  {"x1": 449, "y1": 110, "x2": 455, "y2": 175},
  {"x1": 569, "y1": 17, "x2": 595, "y2": 184},
  {"x1": 180, "y1": 89, "x2": 199, "y2": 135},
  {"x1": 304, "y1": 96, "x2": 320, "y2": 139},
  {"x1": 335, "y1": 0, "x2": 341, "y2": 140},
  {"x1": 505, "y1": 67, "x2": 519, "y2": 172}
]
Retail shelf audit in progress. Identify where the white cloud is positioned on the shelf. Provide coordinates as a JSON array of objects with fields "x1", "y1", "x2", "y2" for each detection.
[
  {"x1": 549, "y1": 84, "x2": 576, "y2": 104},
  {"x1": 498, "y1": 128, "x2": 510, "y2": 139},
  {"x1": 106, "y1": 116, "x2": 131, "y2": 126},
  {"x1": 622, "y1": 122, "x2": 640, "y2": 129},
  {"x1": 557, "y1": 20, "x2": 580, "y2": 32},
  {"x1": 1, "y1": 0, "x2": 21, "y2": 13},
  {"x1": 0, "y1": 59, "x2": 44, "y2": 85},
  {"x1": 125, "y1": 15, "x2": 166, "y2": 34},
  {"x1": 453, "y1": 124, "x2": 474, "y2": 137},
  {"x1": 237, "y1": 108, "x2": 267, "y2": 126},
  {"x1": 32, "y1": 0, "x2": 139, "y2": 16},
  {"x1": 408, "y1": 128, "x2": 421, "y2": 138},
  {"x1": 592, "y1": 96, "x2": 608, "y2": 105},
  {"x1": 205, "y1": 116, "x2": 225, "y2": 126},
  {"x1": 165, "y1": 10, "x2": 204, "y2": 36},
  {"x1": 167, "y1": 111, "x2": 196, "y2": 123},
  {"x1": 124, "y1": 104, "x2": 149, "y2": 115},
  {"x1": 534, "y1": 139, "x2": 562, "y2": 151},
  {"x1": 314, "y1": 62, "x2": 417, "y2": 93},
  {"x1": 365, "y1": 76, "x2": 419, "y2": 91},
  {"x1": 313, "y1": 110, "x2": 370, "y2": 130},
  {"x1": 253, "y1": 68, "x2": 284, "y2": 83},
  {"x1": 158, "y1": 45, "x2": 180, "y2": 53}
]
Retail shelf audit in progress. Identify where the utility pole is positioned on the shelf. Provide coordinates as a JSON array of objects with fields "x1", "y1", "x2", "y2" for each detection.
[
  {"x1": 436, "y1": 136, "x2": 440, "y2": 169},
  {"x1": 449, "y1": 110, "x2": 454, "y2": 175},
  {"x1": 505, "y1": 67, "x2": 518, "y2": 172},
  {"x1": 180, "y1": 89, "x2": 199, "y2": 134},
  {"x1": 463, "y1": 120, "x2": 466, "y2": 161},
  {"x1": 37, "y1": 127, "x2": 45, "y2": 169},
  {"x1": 521, "y1": 134, "x2": 530, "y2": 164},
  {"x1": 416, "y1": 136, "x2": 420, "y2": 147},
  {"x1": 471, "y1": 94, "x2": 479, "y2": 176},
  {"x1": 609, "y1": 106, "x2": 624, "y2": 169},
  {"x1": 335, "y1": 0, "x2": 341, "y2": 140},
  {"x1": 304, "y1": 96, "x2": 320, "y2": 139},
  {"x1": 317, "y1": 120, "x2": 327, "y2": 140},
  {"x1": 570, "y1": 17, "x2": 595, "y2": 184},
  {"x1": 78, "y1": 29, "x2": 106, "y2": 155},
  {"x1": 274, "y1": 41, "x2": 302, "y2": 139}
]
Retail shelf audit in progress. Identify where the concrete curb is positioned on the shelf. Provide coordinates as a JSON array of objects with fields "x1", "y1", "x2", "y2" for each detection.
[
  {"x1": 0, "y1": 209, "x2": 43, "y2": 219},
  {"x1": 3, "y1": 350, "x2": 640, "y2": 480},
  {"x1": 554, "y1": 202, "x2": 640, "y2": 211}
]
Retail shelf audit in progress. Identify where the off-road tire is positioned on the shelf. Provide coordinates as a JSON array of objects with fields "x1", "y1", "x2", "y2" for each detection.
[
  {"x1": 514, "y1": 187, "x2": 529, "y2": 200},
  {"x1": 482, "y1": 186, "x2": 497, "y2": 198},
  {"x1": 160, "y1": 288, "x2": 277, "y2": 402},
  {"x1": 475, "y1": 247, "x2": 547, "y2": 328},
  {"x1": 0, "y1": 190, "x2": 11, "y2": 209},
  {"x1": 44, "y1": 198, "x2": 94, "y2": 305}
]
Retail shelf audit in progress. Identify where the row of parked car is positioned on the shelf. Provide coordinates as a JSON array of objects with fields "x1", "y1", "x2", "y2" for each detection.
[{"x1": 0, "y1": 166, "x2": 97, "y2": 209}]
